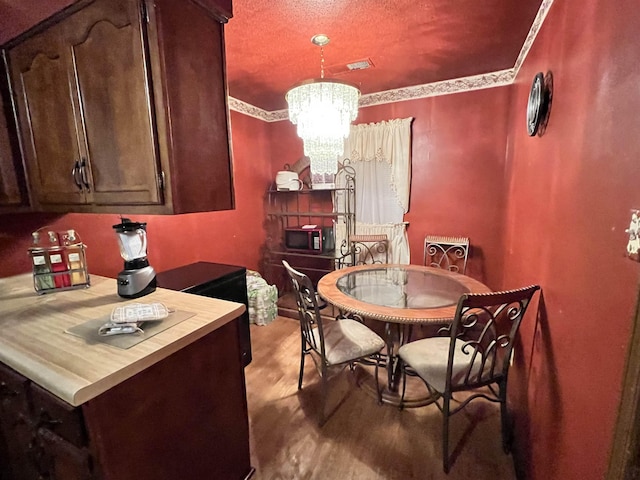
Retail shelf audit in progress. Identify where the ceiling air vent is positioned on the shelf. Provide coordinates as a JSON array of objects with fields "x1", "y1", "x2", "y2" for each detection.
[{"x1": 326, "y1": 58, "x2": 374, "y2": 76}]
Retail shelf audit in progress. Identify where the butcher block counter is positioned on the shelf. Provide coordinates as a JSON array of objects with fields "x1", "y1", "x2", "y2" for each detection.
[{"x1": 0, "y1": 273, "x2": 254, "y2": 480}]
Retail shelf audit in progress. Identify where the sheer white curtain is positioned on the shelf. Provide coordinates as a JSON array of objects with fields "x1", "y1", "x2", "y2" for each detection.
[{"x1": 335, "y1": 117, "x2": 413, "y2": 264}]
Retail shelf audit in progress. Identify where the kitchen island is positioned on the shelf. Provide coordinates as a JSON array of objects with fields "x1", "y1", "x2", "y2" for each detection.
[{"x1": 0, "y1": 274, "x2": 254, "y2": 480}]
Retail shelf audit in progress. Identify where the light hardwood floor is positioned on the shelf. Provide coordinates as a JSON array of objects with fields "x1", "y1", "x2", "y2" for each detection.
[{"x1": 245, "y1": 317, "x2": 517, "y2": 480}]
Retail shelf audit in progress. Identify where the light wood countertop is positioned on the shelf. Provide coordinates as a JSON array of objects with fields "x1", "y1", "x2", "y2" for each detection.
[{"x1": 0, "y1": 273, "x2": 246, "y2": 406}]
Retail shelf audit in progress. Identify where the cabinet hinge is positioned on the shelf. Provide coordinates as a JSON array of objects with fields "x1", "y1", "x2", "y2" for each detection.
[{"x1": 158, "y1": 171, "x2": 165, "y2": 191}]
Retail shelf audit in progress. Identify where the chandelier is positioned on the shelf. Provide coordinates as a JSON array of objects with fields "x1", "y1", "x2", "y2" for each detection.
[{"x1": 286, "y1": 35, "x2": 360, "y2": 175}]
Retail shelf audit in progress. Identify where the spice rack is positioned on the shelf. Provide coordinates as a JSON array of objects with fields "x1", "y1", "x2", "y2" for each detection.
[{"x1": 28, "y1": 229, "x2": 90, "y2": 294}]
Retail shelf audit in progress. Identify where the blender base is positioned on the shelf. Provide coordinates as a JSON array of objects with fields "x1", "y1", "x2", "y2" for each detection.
[{"x1": 117, "y1": 265, "x2": 157, "y2": 298}]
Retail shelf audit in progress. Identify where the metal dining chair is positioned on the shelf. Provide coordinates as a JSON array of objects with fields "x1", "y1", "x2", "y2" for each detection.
[
  {"x1": 282, "y1": 260, "x2": 385, "y2": 425},
  {"x1": 349, "y1": 234, "x2": 390, "y2": 266},
  {"x1": 337, "y1": 234, "x2": 390, "y2": 269},
  {"x1": 423, "y1": 235, "x2": 470, "y2": 274},
  {"x1": 398, "y1": 285, "x2": 540, "y2": 473}
]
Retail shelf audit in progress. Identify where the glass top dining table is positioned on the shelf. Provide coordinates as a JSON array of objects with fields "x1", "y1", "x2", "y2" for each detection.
[
  {"x1": 317, "y1": 264, "x2": 492, "y2": 406},
  {"x1": 317, "y1": 264, "x2": 491, "y2": 325}
]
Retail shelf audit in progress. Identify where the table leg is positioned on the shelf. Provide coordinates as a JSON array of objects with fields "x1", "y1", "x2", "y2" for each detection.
[
  {"x1": 353, "y1": 363, "x2": 440, "y2": 408},
  {"x1": 341, "y1": 314, "x2": 439, "y2": 407},
  {"x1": 383, "y1": 323, "x2": 413, "y2": 392}
]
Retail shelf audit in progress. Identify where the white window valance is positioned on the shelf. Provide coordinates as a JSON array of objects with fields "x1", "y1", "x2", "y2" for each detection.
[
  {"x1": 342, "y1": 117, "x2": 413, "y2": 213},
  {"x1": 335, "y1": 117, "x2": 413, "y2": 264}
]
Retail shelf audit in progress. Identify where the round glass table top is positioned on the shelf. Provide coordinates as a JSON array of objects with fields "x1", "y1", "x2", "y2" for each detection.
[{"x1": 336, "y1": 266, "x2": 470, "y2": 309}]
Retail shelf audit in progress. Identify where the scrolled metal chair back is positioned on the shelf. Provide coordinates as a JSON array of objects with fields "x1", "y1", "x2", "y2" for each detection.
[
  {"x1": 282, "y1": 261, "x2": 326, "y2": 357},
  {"x1": 424, "y1": 235, "x2": 470, "y2": 273},
  {"x1": 444, "y1": 285, "x2": 540, "y2": 392},
  {"x1": 351, "y1": 235, "x2": 389, "y2": 266}
]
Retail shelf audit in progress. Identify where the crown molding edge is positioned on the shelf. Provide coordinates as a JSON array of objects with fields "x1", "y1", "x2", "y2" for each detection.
[
  {"x1": 513, "y1": 0, "x2": 555, "y2": 77},
  {"x1": 228, "y1": 69, "x2": 515, "y2": 122},
  {"x1": 359, "y1": 69, "x2": 515, "y2": 108},
  {"x1": 227, "y1": 97, "x2": 288, "y2": 122}
]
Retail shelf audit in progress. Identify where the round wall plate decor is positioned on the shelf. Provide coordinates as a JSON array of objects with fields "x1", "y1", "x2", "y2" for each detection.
[{"x1": 527, "y1": 72, "x2": 545, "y2": 136}]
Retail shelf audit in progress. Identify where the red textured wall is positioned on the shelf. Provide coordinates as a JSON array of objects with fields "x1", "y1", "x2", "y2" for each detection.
[
  {"x1": 0, "y1": 111, "x2": 270, "y2": 278},
  {"x1": 503, "y1": 0, "x2": 640, "y2": 478},
  {"x1": 267, "y1": 119, "x2": 305, "y2": 175},
  {"x1": 269, "y1": 89, "x2": 511, "y2": 289}
]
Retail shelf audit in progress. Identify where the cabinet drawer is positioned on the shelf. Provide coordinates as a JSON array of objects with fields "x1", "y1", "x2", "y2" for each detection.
[
  {"x1": 37, "y1": 427, "x2": 93, "y2": 480},
  {"x1": 0, "y1": 362, "x2": 30, "y2": 417},
  {"x1": 30, "y1": 383, "x2": 87, "y2": 448}
]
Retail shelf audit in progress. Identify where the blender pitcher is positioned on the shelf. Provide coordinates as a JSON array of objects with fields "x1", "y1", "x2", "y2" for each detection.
[{"x1": 113, "y1": 218, "x2": 156, "y2": 298}]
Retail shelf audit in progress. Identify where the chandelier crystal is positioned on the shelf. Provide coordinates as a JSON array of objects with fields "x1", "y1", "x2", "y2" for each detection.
[{"x1": 285, "y1": 35, "x2": 360, "y2": 175}]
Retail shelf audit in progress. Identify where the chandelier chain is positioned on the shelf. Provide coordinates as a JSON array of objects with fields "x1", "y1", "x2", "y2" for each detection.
[{"x1": 285, "y1": 35, "x2": 361, "y2": 175}]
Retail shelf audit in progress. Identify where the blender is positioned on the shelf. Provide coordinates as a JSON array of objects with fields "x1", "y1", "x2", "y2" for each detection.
[{"x1": 113, "y1": 217, "x2": 156, "y2": 298}]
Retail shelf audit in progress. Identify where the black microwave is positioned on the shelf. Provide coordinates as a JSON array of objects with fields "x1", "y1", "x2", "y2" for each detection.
[{"x1": 284, "y1": 225, "x2": 335, "y2": 254}]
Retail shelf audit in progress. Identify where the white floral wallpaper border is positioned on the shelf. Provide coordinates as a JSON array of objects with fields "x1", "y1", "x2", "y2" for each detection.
[{"x1": 229, "y1": 0, "x2": 553, "y2": 123}]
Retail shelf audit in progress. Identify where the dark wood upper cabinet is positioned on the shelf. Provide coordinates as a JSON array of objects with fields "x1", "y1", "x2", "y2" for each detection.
[{"x1": 4, "y1": 0, "x2": 235, "y2": 214}]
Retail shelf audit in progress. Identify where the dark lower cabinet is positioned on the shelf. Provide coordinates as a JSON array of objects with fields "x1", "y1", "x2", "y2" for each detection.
[
  {"x1": 0, "y1": 361, "x2": 96, "y2": 479},
  {"x1": 0, "y1": 362, "x2": 49, "y2": 480},
  {"x1": 0, "y1": 320, "x2": 253, "y2": 480},
  {"x1": 35, "y1": 428, "x2": 92, "y2": 480},
  {"x1": 157, "y1": 261, "x2": 252, "y2": 367}
]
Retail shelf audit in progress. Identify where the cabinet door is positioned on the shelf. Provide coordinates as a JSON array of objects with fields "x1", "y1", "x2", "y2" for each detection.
[
  {"x1": 0, "y1": 364, "x2": 42, "y2": 479},
  {"x1": 8, "y1": 24, "x2": 86, "y2": 206},
  {"x1": 30, "y1": 382, "x2": 87, "y2": 448},
  {"x1": 68, "y1": 0, "x2": 162, "y2": 206}
]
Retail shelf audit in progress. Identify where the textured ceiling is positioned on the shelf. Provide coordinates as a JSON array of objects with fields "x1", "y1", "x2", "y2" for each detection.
[
  {"x1": 225, "y1": 0, "x2": 544, "y2": 111},
  {"x1": 0, "y1": 0, "x2": 544, "y2": 112}
]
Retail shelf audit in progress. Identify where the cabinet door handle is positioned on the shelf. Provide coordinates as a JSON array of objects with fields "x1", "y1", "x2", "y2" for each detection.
[
  {"x1": 71, "y1": 161, "x2": 83, "y2": 190},
  {"x1": 36, "y1": 409, "x2": 63, "y2": 429},
  {"x1": 79, "y1": 158, "x2": 91, "y2": 192},
  {"x1": 39, "y1": 416, "x2": 63, "y2": 429}
]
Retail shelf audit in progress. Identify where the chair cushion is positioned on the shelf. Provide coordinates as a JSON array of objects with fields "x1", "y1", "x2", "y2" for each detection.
[
  {"x1": 312, "y1": 319, "x2": 385, "y2": 366},
  {"x1": 398, "y1": 336, "x2": 485, "y2": 392}
]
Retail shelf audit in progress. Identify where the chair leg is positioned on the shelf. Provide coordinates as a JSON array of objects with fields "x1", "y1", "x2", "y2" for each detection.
[
  {"x1": 442, "y1": 393, "x2": 451, "y2": 474},
  {"x1": 298, "y1": 339, "x2": 306, "y2": 390},
  {"x1": 399, "y1": 362, "x2": 407, "y2": 411},
  {"x1": 499, "y1": 379, "x2": 512, "y2": 453},
  {"x1": 319, "y1": 365, "x2": 329, "y2": 426},
  {"x1": 374, "y1": 355, "x2": 382, "y2": 405}
]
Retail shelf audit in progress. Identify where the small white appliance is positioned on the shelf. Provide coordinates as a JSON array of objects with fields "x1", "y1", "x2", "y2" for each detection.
[{"x1": 275, "y1": 170, "x2": 303, "y2": 191}]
